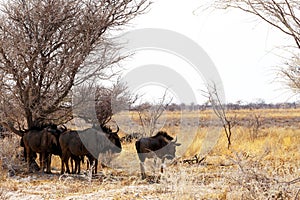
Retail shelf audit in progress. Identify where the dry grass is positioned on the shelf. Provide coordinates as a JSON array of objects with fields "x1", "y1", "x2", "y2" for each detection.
[{"x1": 0, "y1": 108, "x2": 300, "y2": 199}]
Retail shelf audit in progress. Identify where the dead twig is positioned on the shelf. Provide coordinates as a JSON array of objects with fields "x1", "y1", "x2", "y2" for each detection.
[{"x1": 182, "y1": 155, "x2": 206, "y2": 165}]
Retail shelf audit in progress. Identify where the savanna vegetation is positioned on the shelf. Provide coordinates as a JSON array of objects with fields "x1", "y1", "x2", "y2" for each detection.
[{"x1": 0, "y1": 107, "x2": 299, "y2": 199}]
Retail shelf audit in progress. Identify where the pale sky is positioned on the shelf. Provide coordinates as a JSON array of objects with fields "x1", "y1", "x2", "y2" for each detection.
[{"x1": 119, "y1": 0, "x2": 297, "y2": 104}]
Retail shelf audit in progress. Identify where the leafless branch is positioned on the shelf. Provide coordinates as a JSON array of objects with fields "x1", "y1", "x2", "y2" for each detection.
[
  {"x1": 203, "y1": 82, "x2": 236, "y2": 149},
  {"x1": 134, "y1": 89, "x2": 172, "y2": 136},
  {"x1": 74, "y1": 81, "x2": 136, "y2": 127},
  {"x1": 206, "y1": 0, "x2": 300, "y2": 96}
]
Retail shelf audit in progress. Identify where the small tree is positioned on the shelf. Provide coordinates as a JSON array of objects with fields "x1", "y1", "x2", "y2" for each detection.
[
  {"x1": 134, "y1": 90, "x2": 172, "y2": 137},
  {"x1": 96, "y1": 82, "x2": 137, "y2": 126},
  {"x1": 204, "y1": 83, "x2": 237, "y2": 149}
]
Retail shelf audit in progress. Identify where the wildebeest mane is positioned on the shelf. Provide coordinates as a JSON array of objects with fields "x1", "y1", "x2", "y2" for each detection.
[
  {"x1": 152, "y1": 131, "x2": 173, "y2": 141},
  {"x1": 100, "y1": 124, "x2": 112, "y2": 133},
  {"x1": 30, "y1": 123, "x2": 57, "y2": 131}
]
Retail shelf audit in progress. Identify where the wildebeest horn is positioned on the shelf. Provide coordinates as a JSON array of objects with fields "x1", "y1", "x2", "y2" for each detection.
[
  {"x1": 172, "y1": 136, "x2": 181, "y2": 146},
  {"x1": 172, "y1": 136, "x2": 177, "y2": 143},
  {"x1": 111, "y1": 125, "x2": 119, "y2": 134},
  {"x1": 60, "y1": 124, "x2": 67, "y2": 132}
]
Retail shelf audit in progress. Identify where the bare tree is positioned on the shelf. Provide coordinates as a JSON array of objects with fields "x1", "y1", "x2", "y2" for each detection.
[
  {"x1": 206, "y1": 0, "x2": 300, "y2": 94},
  {"x1": 280, "y1": 55, "x2": 300, "y2": 94},
  {"x1": 96, "y1": 82, "x2": 137, "y2": 126},
  {"x1": 0, "y1": 0, "x2": 149, "y2": 134},
  {"x1": 134, "y1": 90, "x2": 172, "y2": 137},
  {"x1": 204, "y1": 83, "x2": 237, "y2": 149},
  {"x1": 72, "y1": 81, "x2": 137, "y2": 127}
]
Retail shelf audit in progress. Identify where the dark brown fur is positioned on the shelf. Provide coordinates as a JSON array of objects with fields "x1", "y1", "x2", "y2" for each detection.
[
  {"x1": 59, "y1": 125, "x2": 121, "y2": 174},
  {"x1": 22, "y1": 125, "x2": 66, "y2": 173},
  {"x1": 135, "y1": 131, "x2": 181, "y2": 179}
]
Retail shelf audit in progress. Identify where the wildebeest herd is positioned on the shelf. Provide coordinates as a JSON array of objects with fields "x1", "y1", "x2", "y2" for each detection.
[{"x1": 15, "y1": 124, "x2": 181, "y2": 179}]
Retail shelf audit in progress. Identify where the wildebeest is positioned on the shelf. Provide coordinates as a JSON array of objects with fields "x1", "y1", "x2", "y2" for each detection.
[
  {"x1": 22, "y1": 124, "x2": 67, "y2": 173},
  {"x1": 135, "y1": 131, "x2": 181, "y2": 179},
  {"x1": 59, "y1": 125, "x2": 121, "y2": 174}
]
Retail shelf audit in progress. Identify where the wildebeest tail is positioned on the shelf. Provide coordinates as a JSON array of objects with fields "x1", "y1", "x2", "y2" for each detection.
[
  {"x1": 20, "y1": 136, "x2": 24, "y2": 147},
  {"x1": 135, "y1": 140, "x2": 141, "y2": 153}
]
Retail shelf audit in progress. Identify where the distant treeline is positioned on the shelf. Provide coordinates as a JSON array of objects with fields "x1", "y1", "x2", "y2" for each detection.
[{"x1": 130, "y1": 102, "x2": 299, "y2": 111}]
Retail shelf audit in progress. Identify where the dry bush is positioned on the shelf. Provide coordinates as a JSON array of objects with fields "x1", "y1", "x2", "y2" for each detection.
[
  {"x1": 0, "y1": 188, "x2": 7, "y2": 200},
  {"x1": 247, "y1": 113, "x2": 263, "y2": 141},
  {"x1": 226, "y1": 152, "x2": 300, "y2": 199},
  {"x1": 144, "y1": 161, "x2": 232, "y2": 199},
  {"x1": 0, "y1": 136, "x2": 24, "y2": 176},
  {"x1": 159, "y1": 169, "x2": 197, "y2": 199}
]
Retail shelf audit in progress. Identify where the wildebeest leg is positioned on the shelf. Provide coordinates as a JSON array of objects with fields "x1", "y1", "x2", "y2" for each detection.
[
  {"x1": 77, "y1": 158, "x2": 81, "y2": 174},
  {"x1": 61, "y1": 153, "x2": 70, "y2": 174},
  {"x1": 25, "y1": 145, "x2": 33, "y2": 173},
  {"x1": 23, "y1": 148, "x2": 27, "y2": 162},
  {"x1": 73, "y1": 156, "x2": 81, "y2": 174},
  {"x1": 80, "y1": 156, "x2": 84, "y2": 173},
  {"x1": 86, "y1": 158, "x2": 89, "y2": 171},
  {"x1": 89, "y1": 159, "x2": 95, "y2": 174},
  {"x1": 65, "y1": 157, "x2": 71, "y2": 174},
  {"x1": 29, "y1": 153, "x2": 40, "y2": 172},
  {"x1": 152, "y1": 157, "x2": 158, "y2": 175},
  {"x1": 39, "y1": 153, "x2": 43, "y2": 172},
  {"x1": 60, "y1": 156, "x2": 64, "y2": 174},
  {"x1": 39, "y1": 153, "x2": 48, "y2": 173},
  {"x1": 137, "y1": 153, "x2": 146, "y2": 179},
  {"x1": 71, "y1": 157, "x2": 74, "y2": 174},
  {"x1": 140, "y1": 162, "x2": 146, "y2": 179},
  {"x1": 161, "y1": 157, "x2": 165, "y2": 173},
  {"x1": 73, "y1": 159, "x2": 77, "y2": 174},
  {"x1": 63, "y1": 158, "x2": 70, "y2": 174},
  {"x1": 45, "y1": 153, "x2": 52, "y2": 174},
  {"x1": 87, "y1": 154, "x2": 96, "y2": 174},
  {"x1": 40, "y1": 153, "x2": 46, "y2": 173},
  {"x1": 94, "y1": 159, "x2": 98, "y2": 174}
]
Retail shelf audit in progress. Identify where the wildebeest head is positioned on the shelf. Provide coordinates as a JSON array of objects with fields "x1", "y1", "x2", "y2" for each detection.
[
  {"x1": 38, "y1": 124, "x2": 67, "y2": 156},
  {"x1": 162, "y1": 136, "x2": 181, "y2": 159},
  {"x1": 46, "y1": 124, "x2": 67, "y2": 135},
  {"x1": 150, "y1": 131, "x2": 181, "y2": 160},
  {"x1": 100, "y1": 124, "x2": 122, "y2": 153}
]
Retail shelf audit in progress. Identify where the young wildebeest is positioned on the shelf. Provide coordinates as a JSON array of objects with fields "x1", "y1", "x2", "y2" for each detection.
[
  {"x1": 135, "y1": 131, "x2": 181, "y2": 179},
  {"x1": 22, "y1": 124, "x2": 67, "y2": 173},
  {"x1": 59, "y1": 125, "x2": 121, "y2": 174}
]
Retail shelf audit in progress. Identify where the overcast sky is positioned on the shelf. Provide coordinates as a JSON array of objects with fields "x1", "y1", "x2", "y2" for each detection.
[{"x1": 119, "y1": 0, "x2": 297, "y2": 104}]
